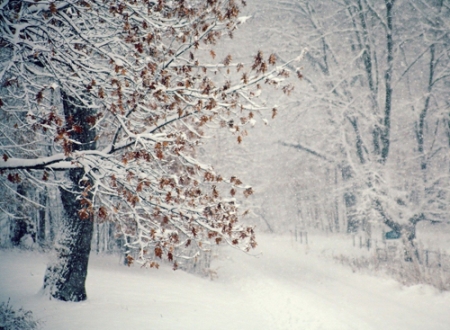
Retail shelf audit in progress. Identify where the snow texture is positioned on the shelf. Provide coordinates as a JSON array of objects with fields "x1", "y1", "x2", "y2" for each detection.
[{"x1": 1, "y1": 234, "x2": 449, "y2": 330}]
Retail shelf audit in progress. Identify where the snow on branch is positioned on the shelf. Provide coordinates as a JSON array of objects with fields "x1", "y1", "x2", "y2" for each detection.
[{"x1": 0, "y1": 0, "x2": 300, "y2": 266}]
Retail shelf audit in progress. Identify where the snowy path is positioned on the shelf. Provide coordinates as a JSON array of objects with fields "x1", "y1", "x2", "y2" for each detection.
[
  {"x1": 217, "y1": 236, "x2": 450, "y2": 329},
  {"x1": 1, "y1": 235, "x2": 449, "y2": 329}
]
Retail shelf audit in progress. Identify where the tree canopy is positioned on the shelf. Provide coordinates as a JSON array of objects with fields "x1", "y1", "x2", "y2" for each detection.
[{"x1": 0, "y1": 0, "x2": 300, "y2": 300}]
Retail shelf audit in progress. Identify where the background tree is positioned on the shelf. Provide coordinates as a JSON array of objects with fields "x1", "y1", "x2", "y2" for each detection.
[
  {"x1": 0, "y1": 0, "x2": 299, "y2": 301},
  {"x1": 284, "y1": 0, "x2": 450, "y2": 249},
  {"x1": 203, "y1": 0, "x2": 450, "y2": 251}
]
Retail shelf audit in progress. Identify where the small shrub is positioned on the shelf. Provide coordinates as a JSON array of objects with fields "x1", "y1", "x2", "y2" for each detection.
[{"x1": 0, "y1": 299, "x2": 40, "y2": 330}]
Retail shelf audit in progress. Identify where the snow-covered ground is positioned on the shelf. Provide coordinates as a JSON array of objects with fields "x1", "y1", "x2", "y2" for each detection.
[{"x1": 1, "y1": 234, "x2": 449, "y2": 330}]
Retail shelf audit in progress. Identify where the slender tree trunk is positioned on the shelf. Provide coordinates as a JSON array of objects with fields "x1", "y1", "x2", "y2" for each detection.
[
  {"x1": 48, "y1": 190, "x2": 56, "y2": 244},
  {"x1": 417, "y1": 45, "x2": 435, "y2": 171},
  {"x1": 341, "y1": 164, "x2": 359, "y2": 233},
  {"x1": 380, "y1": 0, "x2": 395, "y2": 163},
  {"x1": 43, "y1": 91, "x2": 96, "y2": 301},
  {"x1": 11, "y1": 183, "x2": 31, "y2": 246},
  {"x1": 37, "y1": 188, "x2": 47, "y2": 248}
]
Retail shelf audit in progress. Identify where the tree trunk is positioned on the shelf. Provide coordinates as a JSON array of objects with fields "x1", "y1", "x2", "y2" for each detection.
[
  {"x1": 380, "y1": 0, "x2": 395, "y2": 164},
  {"x1": 48, "y1": 190, "x2": 56, "y2": 244},
  {"x1": 44, "y1": 173, "x2": 94, "y2": 301},
  {"x1": 341, "y1": 165, "x2": 359, "y2": 233},
  {"x1": 10, "y1": 183, "x2": 33, "y2": 246},
  {"x1": 37, "y1": 188, "x2": 47, "y2": 248},
  {"x1": 43, "y1": 91, "x2": 96, "y2": 301}
]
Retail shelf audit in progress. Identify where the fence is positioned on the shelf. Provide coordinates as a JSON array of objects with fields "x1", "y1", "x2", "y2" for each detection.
[
  {"x1": 292, "y1": 229, "x2": 308, "y2": 244},
  {"x1": 291, "y1": 230, "x2": 450, "y2": 290},
  {"x1": 350, "y1": 234, "x2": 450, "y2": 271},
  {"x1": 346, "y1": 236, "x2": 450, "y2": 290}
]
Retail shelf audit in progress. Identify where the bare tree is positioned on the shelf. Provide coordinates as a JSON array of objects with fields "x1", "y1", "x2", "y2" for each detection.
[{"x1": 263, "y1": 0, "x2": 450, "y2": 247}]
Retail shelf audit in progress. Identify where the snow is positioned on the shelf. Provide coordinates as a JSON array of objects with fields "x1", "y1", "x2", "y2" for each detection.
[
  {"x1": 1, "y1": 234, "x2": 450, "y2": 329},
  {"x1": 237, "y1": 16, "x2": 252, "y2": 24}
]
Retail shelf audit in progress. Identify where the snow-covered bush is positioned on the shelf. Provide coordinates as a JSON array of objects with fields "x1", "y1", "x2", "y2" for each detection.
[{"x1": 0, "y1": 299, "x2": 40, "y2": 330}]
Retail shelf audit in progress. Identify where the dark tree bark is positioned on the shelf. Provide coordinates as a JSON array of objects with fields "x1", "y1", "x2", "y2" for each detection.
[
  {"x1": 380, "y1": 0, "x2": 395, "y2": 164},
  {"x1": 37, "y1": 188, "x2": 47, "y2": 248},
  {"x1": 341, "y1": 165, "x2": 359, "y2": 233},
  {"x1": 10, "y1": 183, "x2": 33, "y2": 246},
  {"x1": 43, "y1": 175, "x2": 94, "y2": 301},
  {"x1": 43, "y1": 91, "x2": 96, "y2": 301}
]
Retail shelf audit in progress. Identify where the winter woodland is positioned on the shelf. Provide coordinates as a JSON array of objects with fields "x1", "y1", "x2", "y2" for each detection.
[{"x1": 1, "y1": 0, "x2": 450, "y2": 327}]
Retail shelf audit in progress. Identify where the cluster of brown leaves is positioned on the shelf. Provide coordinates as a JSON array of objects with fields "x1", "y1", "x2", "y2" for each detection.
[
  {"x1": 0, "y1": 0, "x2": 303, "y2": 269},
  {"x1": 7, "y1": 173, "x2": 21, "y2": 184}
]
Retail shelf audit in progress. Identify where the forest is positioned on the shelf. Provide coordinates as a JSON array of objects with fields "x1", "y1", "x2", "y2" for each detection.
[{"x1": 1, "y1": 0, "x2": 450, "y2": 329}]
